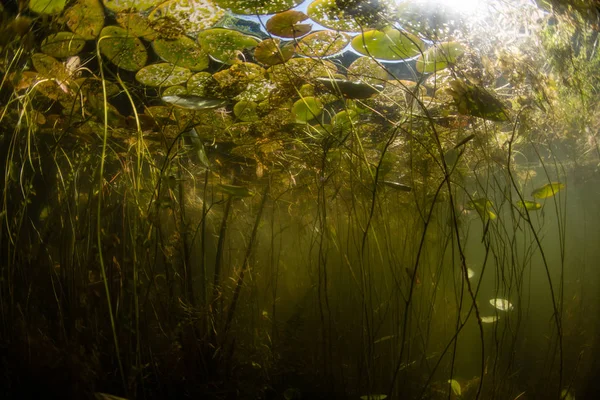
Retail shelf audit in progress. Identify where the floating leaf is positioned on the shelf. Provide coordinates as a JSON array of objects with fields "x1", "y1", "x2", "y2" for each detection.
[
  {"x1": 197, "y1": 28, "x2": 259, "y2": 64},
  {"x1": 489, "y1": 298, "x2": 513, "y2": 311},
  {"x1": 115, "y1": 12, "x2": 158, "y2": 40},
  {"x1": 447, "y1": 80, "x2": 509, "y2": 121},
  {"x1": 297, "y1": 30, "x2": 350, "y2": 58},
  {"x1": 102, "y1": 0, "x2": 162, "y2": 12},
  {"x1": 292, "y1": 96, "x2": 323, "y2": 123},
  {"x1": 531, "y1": 182, "x2": 565, "y2": 199},
  {"x1": 347, "y1": 56, "x2": 389, "y2": 85},
  {"x1": 254, "y1": 38, "x2": 295, "y2": 66},
  {"x1": 153, "y1": 36, "x2": 209, "y2": 71},
  {"x1": 41, "y1": 32, "x2": 86, "y2": 58},
  {"x1": 99, "y1": 26, "x2": 148, "y2": 71},
  {"x1": 29, "y1": 0, "x2": 66, "y2": 15},
  {"x1": 308, "y1": 0, "x2": 390, "y2": 32},
  {"x1": 187, "y1": 72, "x2": 218, "y2": 96},
  {"x1": 162, "y1": 94, "x2": 228, "y2": 110},
  {"x1": 517, "y1": 200, "x2": 542, "y2": 211},
  {"x1": 64, "y1": 0, "x2": 105, "y2": 40},
  {"x1": 218, "y1": 183, "x2": 253, "y2": 197},
  {"x1": 351, "y1": 27, "x2": 424, "y2": 61},
  {"x1": 214, "y1": 0, "x2": 303, "y2": 15},
  {"x1": 268, "y1": 58, "x2": 338, "y2": 85},
  {"x1": 149, "y1": 0, "x2": 225, "y2": 35},
  {"x1": 136, "y1": 63, "x2": 192, "y2": 87},
  {"x1": 416, "y1": 42, "x2": 465, "y2": 73},
  {"x1": 266, "y1": 10, "x2": 312, "y2": 38},
  {"x1": 234, "y1": 100, "x2": 259, "y2": 122},
  {"x1": 448, "y1": 379, "x2": 462, "y2": 396},
  {"x1": 480, "y1": 315, "x2": 499, "y2": 323}
]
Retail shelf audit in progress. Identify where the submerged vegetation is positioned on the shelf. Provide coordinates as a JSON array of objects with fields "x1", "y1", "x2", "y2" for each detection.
[{"x1": 1, "y1": 0, "x2": 600, "y2": 399}]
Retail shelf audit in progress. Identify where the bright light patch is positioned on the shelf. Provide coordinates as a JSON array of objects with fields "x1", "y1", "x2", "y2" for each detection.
[{"x1": 397, "y1": 0, "x2": 487, "y2": 16}]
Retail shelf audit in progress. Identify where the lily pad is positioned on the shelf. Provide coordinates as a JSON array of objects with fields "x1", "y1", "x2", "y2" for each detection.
[
  {"x1": 317, "y1": 78, "x2": 382, "y2": 99},
  {"x1": 416, "y1": 42, "x2": 466, "y2": 73},
  {"x1": 41, "y1": 32, "x2": 86, "y2": 58},
  {"x1": 102, "y1": 0, "x2": 162, "y2": 12},
  {"x1": 291, "y1": 96, "x2": 323, "y2": 123},
  {"x1": 351, "y1": 27, "x2": 424, "y2": 61},
  {"x1": 254, "y1": 38, "x2": 295, "y2": 66},
  {"x1": 187, "y1": 72, "x2": 218, "y2": 97},
  {"x1": 29, "y1": 0, "x2": 66, "y2": 15},
  {"x1": 149, "y1": 0, "x2": 225, "y2": 35},
  {"x1": 531, "y1": 182, "x2": 565, "y2": 199},
  {"x1": 99, "y1": 26, "x2": 148, "y2": 71},
  {"x1": 31, "y1": 53, "x2": 66, "y2": 78},
  {"x1": 116, "y1": 12, "x2": 158, "y2": 40},
  {"x1": 153, "y1": 36, "x2": 209, "y2": 71},
  {"x1": 347, "y1": 56, "x2": 389, "y2": 85},
  {"x1": 234, "y1": 100, "x2": 259, "y2": 122},
  {"x1": 136, "y1": 63, "x2": 193, "y2": 87},
  {"x1": 297, "y1": 31, "x2": 350, "y2": 58},
  {"x1": 266, "y1": 10, "x2": 312, "y2": 38},
  {"x1": 213, "y1": 0, "x2": 303, "y2": 15},
  {"x1": 268, "y1": 58, "x2": 338, "y2": 85},
  {"x1": 307, "y1": 0, "x2": 363, "y2": 32},
  {"x1": 64, "y1": 0, "x2": 105, "y2": 40},
  {"x1": 197, "y1": 28, "x2": 260, "y2": 64}
]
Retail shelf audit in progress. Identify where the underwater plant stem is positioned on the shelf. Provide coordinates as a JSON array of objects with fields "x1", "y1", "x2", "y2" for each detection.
[
  {"x1": 222, "y1": 185, "x2": 269, "y2": 339},
  {"x1": 212, "y1": 196, "x2": 232, "y2": 319},
  {"x1": 177, "y1": 159, "x2": 194, "y2": 306},
  {"x1": 95, "y1": 39, "x2": 127, "y2": 395}
]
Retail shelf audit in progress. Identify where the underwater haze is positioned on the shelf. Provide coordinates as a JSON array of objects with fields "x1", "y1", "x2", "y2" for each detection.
[{"x1": 1, "y1": 0, "x2": 600, "y2": 399}]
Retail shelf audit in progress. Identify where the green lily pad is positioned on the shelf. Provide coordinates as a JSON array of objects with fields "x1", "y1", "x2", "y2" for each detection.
[
  {"x1": 292, "y1": 96, "x2": 323, "y2": 123},
  {"x1": 115, "y1": 12, "x2": 158, "y2": 40},
  {"x1": 197, "y1": 28, "x2": 259, "y2": 64},
  {"x1": 99, "y1": 26, "x2": 148, "y2": 71},
  {"x1": 347, "y1": 56, "x2": 389, "y2": 85},
  {"x1": 149, "y1": 0, "x2": 225, "y2": 35},
  {"x1": 29, "y1": 0, "x2": 66, "y2": 15},
  {"x1": 136, "y1": 63, "x2": 193, "y2": 87},
  {"x1": 307, "y1": 0, "x2": 362, "y2": 32},
  {"x1": 266, "y1": 10, "x2": 312, "y2": 38},
  {"x1": 351, "y1": 27, "x2": 424, "y2": 61},
  {"x1": 297, "y1": 31, "x2": 350, "y2": 58},
  {"x1": 416, "y1": 42, "x2": 465, "y2": 73},
  {"x1": 254, "y1": 38, "x2": 295, "y2": 66},
  {"x1": 153, "y1": 36, "x2": 209, "y2": 71},
  {"x1": 162, "y1": 85, "x2": 188, "y2": 97},
  {"x1": 31, "y1": 53, "x2": 66, "y2": 78},
  {"x1": 213, "y1": 0, "x2": 303, "y2": 15},
  {"x1": 102, "y1": 0, "x2": 162, "y2": 12},
  {"x1": 268, "y1": 58, "x2": 338, "y2": 85},
  {"x1": 187, "y1": 72, "x2": 218, "y2": 96},
  {"x1": 234, "y1": 100, "x2": 259, "y2": 122},
  {"x1": 332, "y1": 109, "x2": 359, "y2": 134},
  {"x1": 517, "y1": 200, "x2": 542, "y2": 211},
  {"x1": 531, "y1": 182, "x2": 565, "y2": 199},
  {"x1": 64, "y1": 0, "x2": 105, "y2": 40},
  {"x1": 41, "y1": 32, "x2": 86, "y2": 58}
]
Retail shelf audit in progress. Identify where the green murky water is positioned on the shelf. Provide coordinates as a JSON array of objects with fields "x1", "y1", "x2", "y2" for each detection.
[{"x1": 1, "y1": 1, "x2": 600, "y2": 399}]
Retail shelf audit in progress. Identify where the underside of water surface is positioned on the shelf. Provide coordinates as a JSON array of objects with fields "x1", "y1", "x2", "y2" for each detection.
[{"x1": 1, "y1": 0, "x2": 600, "y2": 399}]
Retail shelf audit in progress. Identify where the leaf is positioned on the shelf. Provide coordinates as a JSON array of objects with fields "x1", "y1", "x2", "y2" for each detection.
[
  {"x1": 29, "y1": 0, "x2": 66, "y2": 15},
  {"x1": 41, "y1": 32, "x2": 86, "y2": 58},
  {"x1": 148, "y1": 0, "x2": 225, "y2": 35},
  {"x1": 266, "y1": 10, "x2": 312, "y2": 38},
  {"x1": 291, "y1": 96, "x2": 323, "y2": 123},
  {"x1": 466, "y1": 198, "x2": 497, "y2": 220},
  {"x1": 531, "y1": 182, "x2": 565, "y2": 199},
  {"x1": 254, "y1": 38, "x2": 295, "y2": 66},
  {"x1": 136, "y1": 63, "x2": 192, "y2": 87},
  {"x1": 234, "y1": 100, "x2": 259, "y2": 122},
  {"x1": 64, "y1": 0, "x2": 105, "y2": 40},
  {"x1": 102, "y1": 0, "x2": 162, "y2": 13},
  {"x1": 152, "y1": 36, "x2": 209, "y2": 71},
  {"x1": 197, "y1": 28, "x2": 260, "y2": 65},
  {"x1": 297, "y1": 30, "x2": 350, "y2": 58},
  {"x1": 351, "y1": 27, "x2": 424, "y2": 61},
  {"x1": 516, "y1": 200, "x2": 542, "y2": 211},
  {"x1": 99, "y1": 26, "x2": 148, "y2": 71},
  {"x1": 416, "y1": 42, "x2": 465, "y2": 73},
  {"x1": 213, "y1": 0, "x2": 304, "y2": 15}
]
